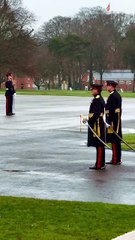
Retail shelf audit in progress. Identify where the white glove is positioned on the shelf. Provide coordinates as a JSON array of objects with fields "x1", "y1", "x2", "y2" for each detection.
[
  {"x1": 106, "y1": 123, "x2": 111, "y2": 128},
  {"x1": 82, "y1": 118, "x2": 88, "y2": 124},
  {"x1": 14, "y1": 93, "x2": 16, "y2": 96}
]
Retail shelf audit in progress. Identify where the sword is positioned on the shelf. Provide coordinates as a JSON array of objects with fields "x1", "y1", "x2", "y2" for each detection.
[
  {"x1": 81, "y1": 115, "x2": 111, "y2": 149},
  {"x1": 87, "y1": 122, "x2": 111, "y2": 149},
  {"x1": 110, "y1": 127, "x2": 135, "y2": 152}
]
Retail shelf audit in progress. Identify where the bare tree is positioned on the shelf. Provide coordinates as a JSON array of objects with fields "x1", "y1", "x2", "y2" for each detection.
[
  {"x1": 39, "y1": 16, "x2": 72, "y2": 43},
  {"x1": 121, "y1": 24, "x2": 135, "y2": 92},
  {"x1": 34, "y1": 6, "x2": 135, "y2": 90},
  {"x1": 0, "y1": 0, "x2": 37, "y2": 75}
]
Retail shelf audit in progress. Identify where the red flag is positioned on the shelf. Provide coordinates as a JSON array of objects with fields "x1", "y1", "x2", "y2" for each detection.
[{"x1": 106, "y1": 3, "x2": 110, "y2": 12}]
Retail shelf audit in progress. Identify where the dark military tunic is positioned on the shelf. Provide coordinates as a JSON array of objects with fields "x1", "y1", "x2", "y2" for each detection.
[
  {"x1": 5, "y1": 80, "x2": 15, "y2": 115},
  {"x1": 87, "y1": 94, "x2": 105, "y2": 147},
  {"x1": 87, "y1": 94, "x2": 105, "y2": 169},
  {"x1": 106, "y1": 90, "x2": 122, "y2": 141},
  {"x1": 106, "y1": 90, "x2": 122, "y2": 164}
]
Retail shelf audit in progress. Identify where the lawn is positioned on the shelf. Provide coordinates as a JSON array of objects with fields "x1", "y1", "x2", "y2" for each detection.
[
  {"x1": 122, "y1": 134, "x2": 135, "y2": 151},
  {"x1": 0, "y1": 89, "x2": 135, "y2": 97},
  {"x1": 0, "y1": 197, "x2": 135, "y2": 240}
]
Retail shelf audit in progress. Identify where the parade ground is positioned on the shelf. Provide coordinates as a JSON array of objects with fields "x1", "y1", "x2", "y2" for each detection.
[{"x1": 0, "y1": 95, "x2": 135, "y2": 205}]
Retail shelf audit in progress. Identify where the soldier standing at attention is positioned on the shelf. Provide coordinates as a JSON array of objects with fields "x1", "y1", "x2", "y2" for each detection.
[
  {"x1": 105, "y1": 80, "x2": 122, "y2": 165},
  {"x1": 83, "y1": 83, "x2": 106, "y2": 170},
  {"x1": 5, "y1": 72, "x2": 16, "y2": 116}
]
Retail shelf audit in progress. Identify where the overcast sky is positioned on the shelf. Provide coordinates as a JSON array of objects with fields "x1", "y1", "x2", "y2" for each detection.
[{"x1": 22, "y1": 0, "x2": 135, "y2": 28}]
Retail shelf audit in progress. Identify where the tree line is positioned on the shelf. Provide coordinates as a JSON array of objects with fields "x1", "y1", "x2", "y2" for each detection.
[{"x1": 0, "y1": 0, "x2": 135, "y2": 91}]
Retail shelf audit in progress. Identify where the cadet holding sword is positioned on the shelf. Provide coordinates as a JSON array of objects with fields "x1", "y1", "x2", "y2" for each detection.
[
  {"x1": 105, "y1": 80, "x2": 122, "y2": 165},
  {"x1": 83, "y1": 83, "x2": 106, "y2": 170}
]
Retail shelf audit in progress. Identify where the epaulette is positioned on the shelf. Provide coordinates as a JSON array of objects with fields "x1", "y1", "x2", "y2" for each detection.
[{"x1": 95, "y1": 95, "x2": 100, "y2": 99}]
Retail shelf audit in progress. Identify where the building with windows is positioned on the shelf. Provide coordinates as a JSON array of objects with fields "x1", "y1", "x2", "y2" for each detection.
[
  {"x1": 82, "y1": 70, "x2": 135, "y2": 92},
  {"x1": 1, "y1": 75, "x2": 34, "y2": 90}
]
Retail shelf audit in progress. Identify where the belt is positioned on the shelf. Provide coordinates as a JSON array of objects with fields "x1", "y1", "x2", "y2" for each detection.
[
  {"x1": 115, "y1": 108, "x2": 120, "y2": 113},
  {"x1": 105, "y1": 108, "x2": 120, "y2": 113},
  {"x1": 89, "y1": 113, "x2": 103, "y2": 118}
]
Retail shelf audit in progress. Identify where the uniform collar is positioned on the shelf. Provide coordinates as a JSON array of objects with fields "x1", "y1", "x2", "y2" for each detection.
[
  {"x1": 110, "y1": 90, "x2": 115, "y2": 95},
  {"x1": 94, "y1": 94, "x2": 100, "y2": 98}
]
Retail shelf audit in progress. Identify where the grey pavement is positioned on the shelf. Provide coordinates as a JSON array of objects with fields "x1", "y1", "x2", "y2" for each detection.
[
  {"x1": 0, "y1": 95, "x2": 135, "y2": 205},
  {"x1": 112, "y1": 231, "x2": 135, "y2": 240}
]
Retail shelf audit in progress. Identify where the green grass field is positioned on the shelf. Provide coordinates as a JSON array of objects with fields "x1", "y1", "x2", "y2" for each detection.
[
  {"x1": 0, "y1": 197, "x2": 135, "y2": 240},
  {"x1": 122, "y1": 134, "x2": 135, "y2": 151},
  {"x1": 105, "y1": 134, "x2": 135, "y2": 151},
  {"x1": 0, "y1": 89, "x2": 135, "y2": 97}
]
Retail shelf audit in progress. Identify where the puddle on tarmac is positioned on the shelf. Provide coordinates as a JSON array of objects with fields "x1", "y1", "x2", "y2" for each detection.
[{"x1": 3, "y1": 170, "x2": 29, "y2": 173}]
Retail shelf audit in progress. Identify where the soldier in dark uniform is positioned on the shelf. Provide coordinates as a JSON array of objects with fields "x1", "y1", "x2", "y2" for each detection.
[
  {"x1": 5, "y1": 72, "x2": 16, "y2": 116},
  {"x1": 105, "y1": 80, "x2": 122, "y2": 165},
  {"x1": 84, "y1": 83, "x2": 106, "y2": 170}
]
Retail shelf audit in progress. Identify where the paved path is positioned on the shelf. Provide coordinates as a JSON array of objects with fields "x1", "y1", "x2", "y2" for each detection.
[
  {"x1": 112, "y1": 231, "x2": 135, "y2": 240},
  {"x1": 0, "y1": 95, "x2": 135, "y2": 204}
]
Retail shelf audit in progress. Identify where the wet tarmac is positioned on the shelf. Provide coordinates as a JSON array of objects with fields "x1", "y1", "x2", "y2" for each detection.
[{"x1": 0, "y1": 95, "x2": 135, "y2": 204}]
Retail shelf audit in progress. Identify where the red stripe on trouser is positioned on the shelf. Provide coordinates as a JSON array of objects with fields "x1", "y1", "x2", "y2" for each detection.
[
  {"x1": 97, "y1": 146, "x2": 102, "y2": 169},
  {"x1": 112, "y1": 143, "x2": 117, "y2": 164},
  {"x1": 6, "y1": 96, "x2": 9, "y2": 114}
]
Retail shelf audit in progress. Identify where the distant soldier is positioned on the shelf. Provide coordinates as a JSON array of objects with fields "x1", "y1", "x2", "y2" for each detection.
[
  {"x1": 105, "y1": 80, "x2": 122, "y2": 165},
  {"x1": 5, "y1": 72, "x2": 16, "y2": 116},
  {"x1": 83, "y1": 83, "x2": 106, "y2": 170}
]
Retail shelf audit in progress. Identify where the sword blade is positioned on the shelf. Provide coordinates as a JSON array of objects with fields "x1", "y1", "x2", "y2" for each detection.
[
  {"x1": 111, "y1": 129, "x2": 135, "y2": 151},
  {"x1": 87, "y1": 123, "x2": 111, "y2": 150}
]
